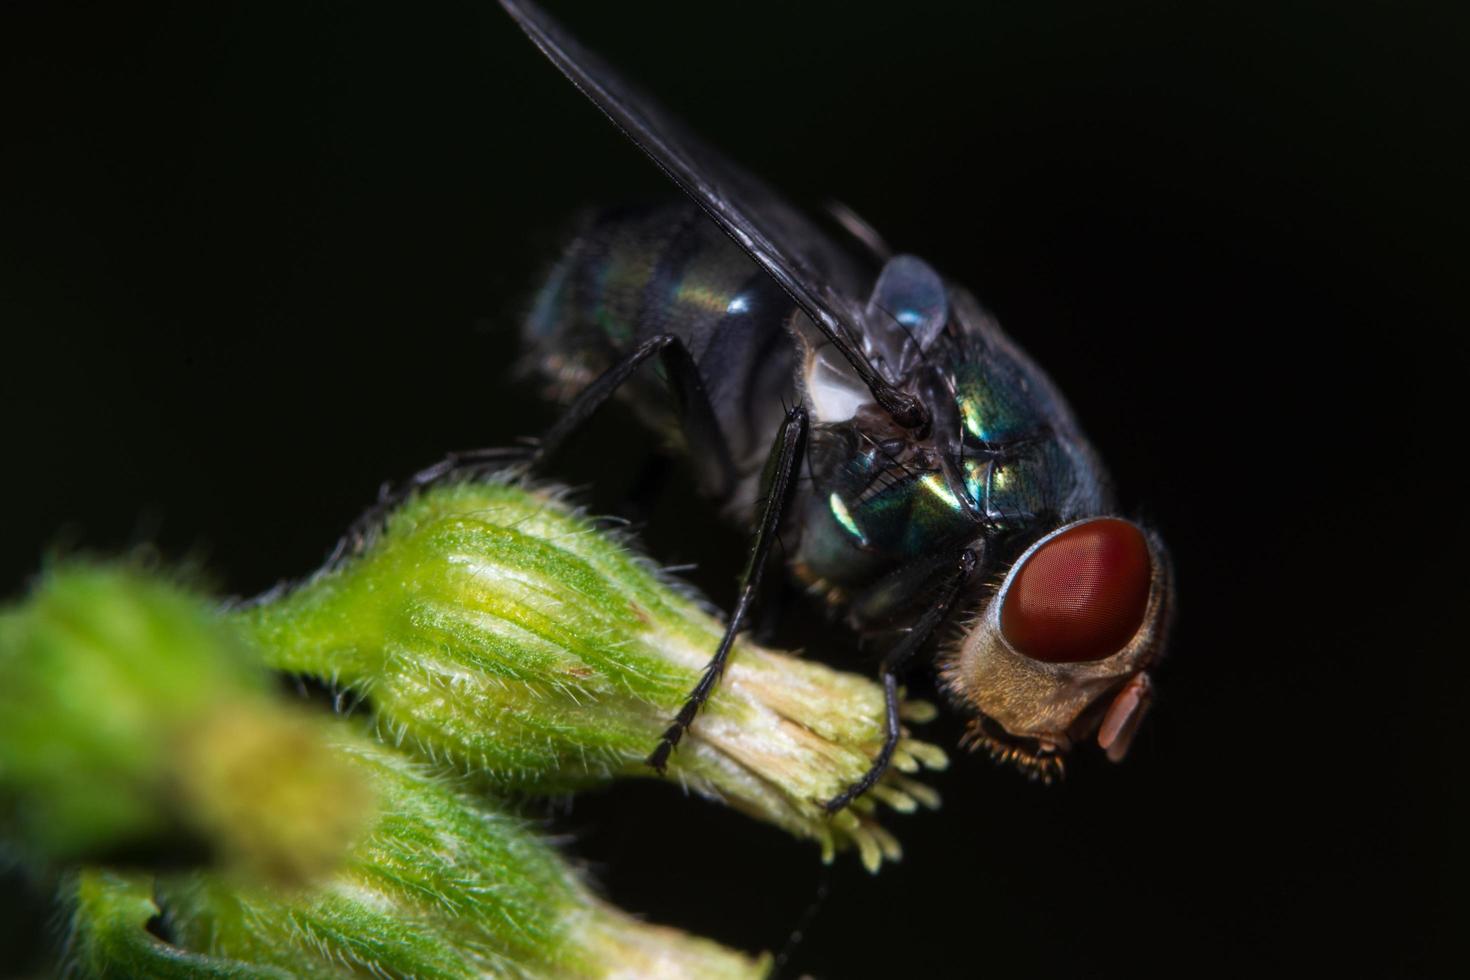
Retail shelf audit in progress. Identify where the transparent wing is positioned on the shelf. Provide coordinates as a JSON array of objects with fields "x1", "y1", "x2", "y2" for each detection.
[{"x1": 499, "y1": 0, "x2": 927, "y2": 427}]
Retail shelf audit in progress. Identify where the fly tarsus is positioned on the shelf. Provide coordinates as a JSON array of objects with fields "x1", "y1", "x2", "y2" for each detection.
[
  {"x1": 647, "y1": 657, "x2": 726, "y2": 772},
  {"x1": 823, "y1": 671, "x2": 903, "y2": 813}
]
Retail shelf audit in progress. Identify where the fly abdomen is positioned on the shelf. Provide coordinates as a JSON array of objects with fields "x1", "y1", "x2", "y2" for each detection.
[{"x1": 526, "y1": 203, "x2": 795, "y2": 484}]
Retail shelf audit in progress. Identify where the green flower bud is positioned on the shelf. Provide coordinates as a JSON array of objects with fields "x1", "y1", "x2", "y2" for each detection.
[
  {"x1": 67, "y1": 723, "x2": 767, "y2": 979},
  {"x1": 237, "y1": 480, "x2": 944, "y2": 869},
  {"x1": 0, "y1": 566, "x2": 369, "y2": 883}
]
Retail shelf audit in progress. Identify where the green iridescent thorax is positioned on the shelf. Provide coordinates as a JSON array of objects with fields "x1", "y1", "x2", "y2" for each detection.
[
  {"x1": 951, "y1": 362, "x2": 1074, "y2": 523},
  {"x1": 953, "y1": 357, "x2": 1045, "y2": 447},
  {"x1": 797, "y1": 430, "x2": 981, "y2": 595},
  {"x1": 795, "y1": 346, "x2": 1095, "y2": 607}
]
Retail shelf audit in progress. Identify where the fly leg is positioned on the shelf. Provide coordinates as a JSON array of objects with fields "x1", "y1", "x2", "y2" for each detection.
[
  {"x1": 823, "y1": 548, "x2": 978, "y2": 813},
  {"x1": 329, "y1": 334, "x2": 735, "y2": 566},
  {"x1": 532, "y1": 334, "x2": 736, "y2": 497},
  {"x1": 648, "y1": 404, "x2": 809, "y2": 772}
]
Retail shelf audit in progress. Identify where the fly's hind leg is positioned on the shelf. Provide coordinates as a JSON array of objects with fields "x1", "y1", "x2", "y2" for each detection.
[
  {"x1": 532, "y1": 334, "x2": 736, "y2": 497},
  {"x1": 330, "y1": 334, "x2": 736, "y2": 565},
  {"x1": 648, "y1": 404, "x2": 809, "y2": 772},
  {"x1": 823, "y1": 548, "x2": 978, "y2": 813}
]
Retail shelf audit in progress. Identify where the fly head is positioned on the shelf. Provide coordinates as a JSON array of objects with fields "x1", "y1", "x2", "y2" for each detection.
[{"x1": 941, "y1": 517, "x2": 1174, "y2": 782}]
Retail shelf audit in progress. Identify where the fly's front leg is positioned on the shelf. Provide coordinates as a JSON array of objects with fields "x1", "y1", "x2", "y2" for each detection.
[
  {"x1": 823, "y1": 548, "x2": 978, "y2": 813},
  {"x1": 648, "y1": 404, "x2": 809, "y2": 772}
]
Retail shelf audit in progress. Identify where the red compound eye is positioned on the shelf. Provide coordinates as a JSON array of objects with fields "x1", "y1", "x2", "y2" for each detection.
[{"x1": 1000, "y1": 519, "x2": 1153, "y2": 663}]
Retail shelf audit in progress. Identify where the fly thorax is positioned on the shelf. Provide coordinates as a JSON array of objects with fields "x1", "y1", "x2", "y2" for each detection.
[{"x1": 793, "y1": 411, "x2": 980, "y2": 606}]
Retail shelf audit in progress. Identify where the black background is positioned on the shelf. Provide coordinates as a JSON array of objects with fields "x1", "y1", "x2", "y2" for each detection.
[{"x1": 1, "y1": 1, "x2": 1460, "y2": 976}]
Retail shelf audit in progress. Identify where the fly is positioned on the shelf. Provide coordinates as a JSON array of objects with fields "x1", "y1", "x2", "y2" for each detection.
[{"x1": 399, "y1": 0, "x2": 1176, "y2": 811}]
